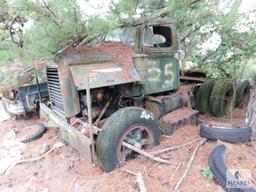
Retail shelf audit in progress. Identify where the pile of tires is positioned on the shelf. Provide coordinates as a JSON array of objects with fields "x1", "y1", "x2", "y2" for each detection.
[{"x1": 196, "y1": 79, "x2": 250, "y2": 117}]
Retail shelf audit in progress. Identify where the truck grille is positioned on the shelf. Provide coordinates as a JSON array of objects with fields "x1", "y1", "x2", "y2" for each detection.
[{"x1": 46, "y1": 67, "x2": 64, "y2": 115}]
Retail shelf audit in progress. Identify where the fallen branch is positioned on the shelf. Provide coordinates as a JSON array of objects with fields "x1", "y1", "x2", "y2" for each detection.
[
  {"x1": 2, "y1": 142, "x2": 65, "y2": 175},
  {"x1": 17, "y1": 142, "x2": 65, "y2": 164},
  {"x1": 147, "y1": 162, "x2": 160, "y2": 176},
  {"x1": 172, "y1": 138, "x2": 207, "y2": 192},
  {"x1": 137, "y1": 172, "x2": 147, "y2": 192},
  {"x1": 122, "y1": 142, "x2": 170, "y2": 164},
  {"x1": 251, "y1": 138, "x2": 256, "y2": 154},
  {"x1": 152, "y1": 138, "x2": 201, "y2": 155},
  {"x1": 143, "y1": 166, "x2": 151, "y2": 190},
  {"x1": 169, "y1": 161, "x2": 183, "y2": 188},
  {"x1": 123, "y1": 170, "x2": 147, "y2": 192}
]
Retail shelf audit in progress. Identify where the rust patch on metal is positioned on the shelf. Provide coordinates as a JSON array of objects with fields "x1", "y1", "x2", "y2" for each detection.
[
  {"x1": 65, "y1": 42, "x2": 141, "y2": 89},
  {"x1": 160, "y1": 107, "x2": 199, "y2": 135}
]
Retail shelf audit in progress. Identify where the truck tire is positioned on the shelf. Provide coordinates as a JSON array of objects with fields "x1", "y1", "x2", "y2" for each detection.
[
  {"x1": 209, "y1": 79, "x2": 234, "y2": 117},
  {"x1": 18, "y1": 123, "x2": 47, "y2": 143},
  {"x1": 200, "y1": 123, "x2": 252, "y2": 143},
  {"x1": 235, "y1": 80, "x2": 250, "y2": 108},
  {"x1": 209, "y1": 145, "x2": 256, "y2": 192},
  {"x1": 96, "y1": 107, "x2": 161, "y2": 172},
  {"x1": 196, "y1": 79, "x2": 216, "y2": 114}
]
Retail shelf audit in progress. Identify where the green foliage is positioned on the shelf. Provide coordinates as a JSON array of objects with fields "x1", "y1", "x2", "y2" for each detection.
[
  {"x1": 0, "y1": 0, "x2": 116, "y2": 90},
  {"x1": 110, "y1": 0, "x2": 256, "y2": 79},
  {"x1": 202, "y1": 166, "x2": 214, "y2": 180},
  {"x1": 0, "y1": 0, "x2": 256, "y2": 90}
]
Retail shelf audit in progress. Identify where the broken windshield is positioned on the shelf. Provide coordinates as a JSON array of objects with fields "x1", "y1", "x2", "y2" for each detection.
[{"x1": 104, "y1": 27, "x2": 136, "y2": 45}]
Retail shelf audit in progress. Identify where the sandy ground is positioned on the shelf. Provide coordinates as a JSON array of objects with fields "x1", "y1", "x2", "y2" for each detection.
[{"x1": 0, "y1": 108, "x2": 255, "y2": 192}]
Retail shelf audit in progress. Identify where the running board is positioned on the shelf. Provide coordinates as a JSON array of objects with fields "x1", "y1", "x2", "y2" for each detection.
[{"x1": 160, "y1": 107, "x2": 199, "y2": 135}]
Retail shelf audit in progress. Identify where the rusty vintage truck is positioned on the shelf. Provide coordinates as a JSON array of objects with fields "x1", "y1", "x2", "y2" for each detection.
[{"x1": 40, "y1": 20, "x2": 248, "y2": 172}]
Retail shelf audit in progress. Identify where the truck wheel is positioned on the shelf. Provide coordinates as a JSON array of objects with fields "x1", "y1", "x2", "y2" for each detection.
[
  {"x1": 209, "y1": 79, "x2": 234, "y2": 117},
  {"x1": 196, "y1": 79, "x2": 216, "y2": 114},
  {"x1": 96, "y1": 107, "x2": 161, "y2": 172},
  {"x1": 235, "y1": 80, "x2": 250, "y2": 108}
]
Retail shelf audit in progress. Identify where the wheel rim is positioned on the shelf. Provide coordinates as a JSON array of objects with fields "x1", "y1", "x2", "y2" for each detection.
[{"x1": 117, "y1": 124, "x2": 154, "y2": 162}]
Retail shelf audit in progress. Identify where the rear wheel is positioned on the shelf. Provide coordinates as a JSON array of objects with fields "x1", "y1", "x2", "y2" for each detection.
[
  {"x1": 96, "y1": 107, "x2": 161, "y2": 172},
  {"x1": 209, "y1": 79, "x2": 234, "y2": 117}
]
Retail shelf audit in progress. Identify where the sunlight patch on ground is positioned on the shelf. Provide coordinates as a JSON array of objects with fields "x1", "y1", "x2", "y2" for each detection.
[{"x1": 0, "y1": 101, "x2": 11, "y2": 123}]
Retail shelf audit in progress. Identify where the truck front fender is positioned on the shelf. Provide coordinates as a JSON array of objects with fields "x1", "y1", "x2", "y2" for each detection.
[{"x1": 59, "y1": 62, "x2": 80, "y2": 118}]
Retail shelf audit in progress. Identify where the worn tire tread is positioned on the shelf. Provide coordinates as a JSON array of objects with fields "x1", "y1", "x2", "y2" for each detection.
[
  {"x1": 208, "y1": 145, "x2": 256, "y2": 192},
  {"x1": 200, "y1": 123, "x2": 251, "y2": 143},
  {"x1": 196, "y1": 79, "x2": 216, "y2": 114},
  {"x1": 209, "y1": 79, "x2": 234, "y2": 117},
  {"x1": 96, "y1": 107, "x2": 161, "y2": 172},
  {"x1": 18, "y1": 123, "x2": 47, "y2": 143},
  {"x1": 235, "y1": 80, "x2": 250, "y2": 108}
]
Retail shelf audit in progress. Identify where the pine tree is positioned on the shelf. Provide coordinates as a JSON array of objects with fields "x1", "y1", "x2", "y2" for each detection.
[{"x1": 0, "y1": 0, "x2": 255, "y2": 91}]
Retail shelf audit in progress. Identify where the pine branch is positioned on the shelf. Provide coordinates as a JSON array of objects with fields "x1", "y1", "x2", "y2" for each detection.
[
  {"x1": 41, "y1": 0, "x2": 62, "y2": 27},
  {"x1": 181, "y1": 24, "x2": 202, "y2": 43},
  {"x1": 54, "y1": 34, "x2": 87, "y2": 58},
  {"x1": 7, "y1": 15, "x2": 23, "y2": 47}
]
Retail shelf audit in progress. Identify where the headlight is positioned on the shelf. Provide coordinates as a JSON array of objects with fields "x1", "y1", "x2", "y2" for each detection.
[{"x1": 174, "y1": 50, "x2": 186, "y2": 60}]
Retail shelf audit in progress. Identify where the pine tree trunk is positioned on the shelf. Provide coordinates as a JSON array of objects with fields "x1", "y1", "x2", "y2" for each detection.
[{"x1": 246, "y1": 85, "x2": 256, "y2": 138}]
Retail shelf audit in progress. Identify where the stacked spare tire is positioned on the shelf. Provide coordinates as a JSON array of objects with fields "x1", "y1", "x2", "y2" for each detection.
[{"x1": 196, "y1": 79, "x2": 250, "y2": 117}]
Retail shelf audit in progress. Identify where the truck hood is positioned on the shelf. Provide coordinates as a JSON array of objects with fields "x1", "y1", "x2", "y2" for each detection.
[{"x1": 65, "y1": 42, "x2": 141, "y2": 89}]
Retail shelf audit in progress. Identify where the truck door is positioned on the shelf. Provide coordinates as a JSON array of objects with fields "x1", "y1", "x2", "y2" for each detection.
[{"x1": 133, "y1": 24, "x2": 180, "y2": 95}]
